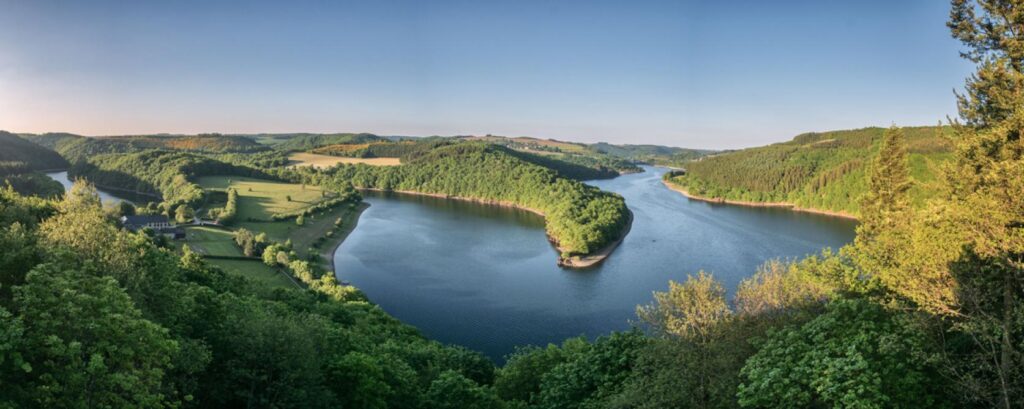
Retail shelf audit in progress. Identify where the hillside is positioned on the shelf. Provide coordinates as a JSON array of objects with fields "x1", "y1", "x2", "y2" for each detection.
[
  {"x1": 462, "y1": 135, "x2": 644, "y2": 174},
  {"x1": 665, "y1": 126, "x2": 952, "y2": 217},
  {"x1": 70, "y1": 150, "x2": 272, "y2": 205},
  {"x1": 305, "y1": 143, "x2": 631, "y2": 264},
  {"x1": 0, "y1": 131, "x2": 69, "y2": 175},
  {"x1": 266, "y1": 133, "x2": 388, "y2": 151},
  {"x1": 588, "y1": 142, "x2": 714, "y2": 166},
  {"x1": 20, "y1": 132, "x2": 265, "y2": 163}
]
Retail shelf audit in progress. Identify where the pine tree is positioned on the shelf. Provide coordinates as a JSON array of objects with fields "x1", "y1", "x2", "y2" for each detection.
[
  {"x1": 938, "y1": 2, "x2": 1024, "y2": 406},
  {"x1": 857, "y1": 126, "x2": 911, "y2": 240}
]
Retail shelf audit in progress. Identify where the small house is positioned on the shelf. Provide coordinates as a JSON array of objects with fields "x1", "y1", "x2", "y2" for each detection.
[
  {"x1": 121, "y1": 215, "x2": 185, "y2": 239},
  {"x1": 121, "y1": 215, "x2": 173, "y2": 231}
]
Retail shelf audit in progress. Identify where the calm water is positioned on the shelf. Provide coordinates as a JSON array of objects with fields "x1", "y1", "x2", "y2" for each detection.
[
  {"x1": 45, "y1": 171, "x2": 138, "y2": 204},
  {"x1": 335, "y1": 166, "x2": 856, "y2": 361}
]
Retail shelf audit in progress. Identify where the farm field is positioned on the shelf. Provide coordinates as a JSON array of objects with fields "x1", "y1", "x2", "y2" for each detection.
[
  {"x1": 207, "y1": 258, "x2": 297, "y2": 289},
  {"x1": 197, "y1": 176, "x2": 329, "y2": 220},
  {"x1": 287, "y1": 152, "x2": 401, "y2": 168},
  {"x1": 184, "y1": 226, "x2": 243, "y2": 257}
]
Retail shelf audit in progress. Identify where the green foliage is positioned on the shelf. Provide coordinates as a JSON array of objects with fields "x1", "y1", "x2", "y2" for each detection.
[
  {"x1": 319, "y1": 143, "x2": 630, "y2": 257},
  {"x1": 667, "y1": 126, "x2": 952, "y2": 216},
  {"x1": 0, "y1": 184, "x2": 501, "y2": 408},
  {"x1": 271, "y1": 132, "x2": 387, "y2": 152},
  {"x1": 217, "y1": 188, "x2": 238, "y2": 224},
  {"x1": 737, "y1": 299, "x2": 949, "y2": 408},
  {"x1": 20, "y1": 132, "x2": 265, "y2": 163},
  {"x1": 174, "y1": 204, "x2": 194, "y2": 223},
  {"x1": 495, "y1": 332, "x2": 648, "y2": 409},
  {"x1": 1, "y1": 173, "x2": 64, "y2": 199},
  {"x1": 463, "y1": 135, "x2": 645, "y2": 174},
  {"x1": 10, "y1": 266, "x2": 177, "y2": 408},
  {"x1": 588, "y1": 142, "x2": 713, "y2": 167},
  {"x1": 0, "y1": 131, "x2": 68, "y2": 176},
  {"x1": 69, "y1": 150, "x2": 272, "y2": 206},
  {"x1": 424, "y1": 370, "x2": 503, "y2": 409}
]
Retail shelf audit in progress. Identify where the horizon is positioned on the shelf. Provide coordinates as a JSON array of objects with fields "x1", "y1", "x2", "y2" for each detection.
[
  {"x1": 5, "y1": 122, "x2": 948, "y2": 151},
  {"x1": 1, "y1": 0, "x2": 973, "y2": 149}
]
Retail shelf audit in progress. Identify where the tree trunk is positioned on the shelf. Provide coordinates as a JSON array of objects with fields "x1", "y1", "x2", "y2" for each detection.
[{"x1": 1001, "y1": 258, "x2": 1021, "y2": 409}]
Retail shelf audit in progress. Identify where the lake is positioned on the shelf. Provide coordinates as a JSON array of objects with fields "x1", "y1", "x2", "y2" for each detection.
[{"x1": 333, "y1": 166, "x2": 856, "y2": 361}]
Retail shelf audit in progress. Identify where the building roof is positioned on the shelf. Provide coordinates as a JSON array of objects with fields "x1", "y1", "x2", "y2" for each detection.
[{"x1": 121, "y1": 215, "x2": 170, "y2": 226}]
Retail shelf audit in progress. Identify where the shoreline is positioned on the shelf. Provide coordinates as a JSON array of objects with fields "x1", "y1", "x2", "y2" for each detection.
[
  {"x1": 556, "y1": 208, "x2": 633, "y2": 268},
  {"x1": 320, "y1": 202, "x2": 371, "y2": 274},
  {"x1": 661, "y1": 179, "x2": 858, "y2": 220},
  {"x1": 357, "y1": 187, "x2": 631, "y2": 268}
]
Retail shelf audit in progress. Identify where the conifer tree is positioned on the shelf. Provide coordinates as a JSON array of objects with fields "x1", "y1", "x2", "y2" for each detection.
[{"x1": 857, "y1": 126, "x2": 911, "y2": 241}]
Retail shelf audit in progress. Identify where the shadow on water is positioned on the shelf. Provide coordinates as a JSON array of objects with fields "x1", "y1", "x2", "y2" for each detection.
[
  {"x1": 336, "y1": 166, "x2": 857, "y2": 362},
  {"x1": 44, "y1": 171, "x2": 148, "y2": 204}
]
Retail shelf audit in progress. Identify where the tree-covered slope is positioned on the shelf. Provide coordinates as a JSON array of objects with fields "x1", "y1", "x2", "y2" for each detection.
[
  {"x1": 70, "y1": 150, "x2": 272, "y2": 205},
  {"x1": 588, "y1": 142, "x2": 714, "y2": 166},
  {"x1": 304, "y1": 143, "x2": 630, "y2": 259},
  {"x1": 20, "y1": 133, "x2": 265, "y2": 163},
  {"x1": 462, "y1": 135, "x2": 644, "y2": 174},
  {"x1": 0, "y1": 131, "x2": 69, "y2": 175},
  {"x1": 666, "y1": 126, "x2": 952, "y2": 216},
  {"x1": 269, "y1": 133, "x2": 388, "y2": 152}
]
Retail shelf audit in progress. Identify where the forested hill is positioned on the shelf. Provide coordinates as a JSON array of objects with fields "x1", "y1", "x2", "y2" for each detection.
[
  {"x1": 267, "y1": 133, "x2": 388, "y2": 151},
  {"x1": 302, "y1": 143, "x2": 631, "y2": 261},
  {"x1": 0, "y1": 131, "x2": 69, "y2": 175},
  {"x1": 20, "y1": 132, "x2": 265, "y2": 163},
  {"x1": 588, "y1": 142, "x2": 714, "y2": 166},
  {"x1": 666, "y1": 126, "x2": 952, "y2": 217},
  {"x1": 70, "y1": 150, "x2": 272, "y2": 205}
]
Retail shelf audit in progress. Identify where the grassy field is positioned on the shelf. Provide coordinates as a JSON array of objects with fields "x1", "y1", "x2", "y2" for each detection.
[
  {"x1": 185, "y1": 226, "x2": 244, "y2": 257},
  {"x1": 197, "y1": 175, "x2": 329, "y2": 220},
  {"x1": 237, "y1": 203, "x2": 360, "y2": 256},
  {"x1": 287, "y1": 152, "x2": 401, "y2": 169},
  {"x1": 206, "y1": 258, "x2": 297, "y2": 289},
  {"x1": 185, "y1": 175, "x2": 366, "y2": 289}
]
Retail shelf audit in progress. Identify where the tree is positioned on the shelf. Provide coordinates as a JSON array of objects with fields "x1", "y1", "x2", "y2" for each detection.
[
  {"x1": 637, "y1": 272, "x2": 731, "y2": 341},
  {"x1": 10, "y1": 266, "x2": 177, "y2": 408},
  {"x1": 115, "y1": 200, "x2": 135, "y2": 217},
  {"x1": 737, "y1": 299, "x2": 949, "y2": 408},
  {"x1": 942, "y1": 2, "x2": 1024, "y2": 406},
  {"x1": 424, "y1": 370, "x2": 502, "y2": 409},
  {"x1": 61, "y1": 180, "x2": 102, "y2": 213},
  {"x1": 296, "y1": 214, "x2": 305, "y2": 226},
  {"x1": 635, "y1": 273, "x2": 735, "y2": 408},
  {"x1": 858, "y1": 126, "x2": 911, "y2": 240},
  {"x1": 851, "y1": 126, "x2": 916, "y2": 295},
  {"x1": 174, "y1": 204, "x2": 193, "y2": 224}
]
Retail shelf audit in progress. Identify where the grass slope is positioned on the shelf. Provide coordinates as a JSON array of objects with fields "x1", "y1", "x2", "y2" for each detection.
[
  {"x1": 197, "y1": 176, "x2": 329, "y2": 220},
  {"x1": 666, "y1": 126, "x2": 952, "y2": 216}
]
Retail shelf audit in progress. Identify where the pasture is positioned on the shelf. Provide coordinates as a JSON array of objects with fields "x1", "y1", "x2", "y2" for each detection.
[
  {"x1": 287, "y1": 152, "x2": 401, "y2": 169},
  {"x1": 207, "y1": 259, "x2": 297, "y2": 289},
  {"x1": 197, "y1": 176, "x2": 328, "y2": 220},
  {"x1": 185, "y1": 226, "x2": 243, "y2": 257}
]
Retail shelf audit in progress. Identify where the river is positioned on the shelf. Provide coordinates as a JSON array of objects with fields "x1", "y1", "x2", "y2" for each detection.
[
  {"x1": 45, "y1": 171, "x2": 137, "y2": 204},
  {"x1": 332, "y1": 166, "x2": 856, "y2": 361}
]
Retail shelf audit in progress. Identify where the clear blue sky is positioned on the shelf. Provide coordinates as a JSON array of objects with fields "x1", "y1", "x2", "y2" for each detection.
[{"x1": 0, "y1": 0, "x2": 974, "y2": 149}]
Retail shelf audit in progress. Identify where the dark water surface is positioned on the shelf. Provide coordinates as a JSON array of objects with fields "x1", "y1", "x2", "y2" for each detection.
[
  {"x1": 45, "y1": 171, "x2": 139, "y2": 204},
  {"x1": 333, "y1": 166, "x2": 856, "y2": 361}
]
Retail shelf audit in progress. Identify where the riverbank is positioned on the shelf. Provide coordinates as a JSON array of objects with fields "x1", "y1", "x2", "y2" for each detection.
[
  {"x1": 320, "y1": 202, "x2": 370, "y2": 274},
  {"x1": 556, "y1": 208, "x2": 633, "y2": 268},
  {"x1": 358, "y1": 187, "x2": 631, "y2": 267},
  {"x1": 661, "y1": 180, "x2": 858, "y2": 220}
]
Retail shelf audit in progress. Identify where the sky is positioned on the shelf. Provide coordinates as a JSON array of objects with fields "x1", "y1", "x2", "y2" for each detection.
[{"x1": 0, "y1": 0, "x2": 975, "y2": 149}]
